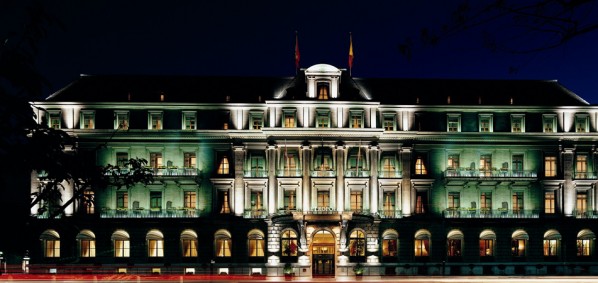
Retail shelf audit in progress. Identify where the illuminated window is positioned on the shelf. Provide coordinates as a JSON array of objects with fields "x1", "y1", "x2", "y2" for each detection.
[
  {"x1": 447, "y1": 154, "x2": 459, "y2": 170},
  {"x1": 480, "y1": 154, "x2": 492, "y2": 176},
  {"x1": 184, "y1": 152, "x2": 196, "y2": 168},
  {"x1": 283, "y1": 190, "x2": 295, "y2": 210},
  {"x1": 512, "y1": 192, "x2": 524, "y2": 212},
  {"x1": 317, "y1": 83, "x2": 329, "y2": 100},
  {"x1": 350, "y1": 190, "x2": 363, "y2": 211},
  {"x1": 480, "y1": 192, "x2": 492, "y2": 210},
  {"x1": 576, "y1": 191, "x2": 588, "y2": 214},
  {"x1": 219, "y1": 190, "x2": 230, "y2": 214},
  {"x1": 382, "y1": 191, "x2": 395, "y2": 215},
  {"x1": 117, "y1": 192, "x2": 128, "y2": 209},
  {"x1": 247, "y1": 152, "x2": 266, "y2": 177},
  {"x1": 448, "y1": 192, "x2": 460, "y2": 209},
  {"x1": 479, "y1": 114, "x2": 493, "y2": 132},
  {"x1": 281, "y1": 149, "x2": 299, "y2": 176},
  {"x1": 380, "y1": 154, "x2": 398, "y2": 177},
  {"x1": 543, "y1": 230, "x2": 561, "y2": 257},
  {"x1": 184, "y1": 191, "x2": 196, "y2": 209},
  {"x1": 349, "y1": 230, "x2": 366, "y2": 257},
  {"x1": 183, "y1": 111, "x2": 196, "y2": 130},
  {"x1": 112, "y1": 230, "x2": 130, "y2": 258},
  {"x1": 415, "y1": 156, "x2": 427, "y2": 175},
  {"x1": 83, "y1": 190, "x2": 94, "y2": 214},
  {"x1": 479, "y1": 230, "x2": 496, "y2": 257},
  {"x1": 250, "y1": 112, "x2": 263, "y2": 130},
  {"x1": 577, "y1": 229, "x2": 595, "y2": 256},
  {"x1": 77, "y1": 230, "x2": 96, "y2": 258},
  {"x1": 317, "y1": 191, "x2": 329, "y2": 207},
  {"x1": 314, "y1": 147, "x2": 333, "y2": 171},
  {"x1": 248, "y1": 229, "x2": 265, "y2": 257},
  {"x1": 281, "y1": 229, "x2": 298, "y2": 257},
  {"x1": 382, "y1": 229, "x2": 398, "y2": 257},
  {"x1": 250, "y1": 191, "x2": 263, "y2": 210},
  {"x1": 350, "y1": 110, "x2": 364, "y2": 128},
  {"x1": 146, "y1": 230, "x2": 164, "y2": 257},
  {"x1": 544, "y1": 191, "x2": 555, "y2": 214},
  {"x1": 347, "y1": 146, "x2": 367, "y2": 176},
  {"x1": 150, "y1": 152, "x2": 163, "y2": 168},
  {"x1": 316, "y1": 110, "x2": 330, "y2": 128},
  {"x1": 415, "y1": 192, "x2": 426, "y2": 214},
  {"x1": 575, "y1": 154, "x2": 588, "y2": 178},
  {"x1": 447, "y1": 114, "x2": 461, "y2": 132},
  {"x1": 414, "y1": 230, "x2": 430, "y2": 257},
  {"x1": 447, "y1": 230, "x2": 463, "y2": 257},
  {"x1": 48, "y1": 111, "x2": 61, "y2": 129},
  {"x1": 543, "y1": 114, "x2": 556, "y2": 133},
  {"x1": 80, "y1": 111, "x2": 95, "y2": 129},
  {"x1": 215, "y1": 229, "x2": 232, "y2": 257},
  {"x1": 544, "y1": 156, "x2": 557, "y2": 177},
  {"x1": 511, "y1": 114, "x2": 525, "y2": 132},
  {"x1": 115, "y1": 111, "x2": 129, "y2": 130},
  {"x1": 150, "y1": 191, "x2": 162, "y2": 210},
  {"x1": 217, "y1": 156, "x2": 230, "y2": 175},
  {"x1": 41, "y1": 230, "x2": 60, "y2": 258},
  {"x1": 181, "y1": 230, "x2": 198, "y2": 257},
  {"x1": 283, "y1": 110, "x2": 296, "y2": 128},
  {"x1": 511, "y1": 230, "x2": 528, "y2": 257},
  {"x1": 149, "y1": 111, "x2": 163, "y2": 130},
  {"x1": 383, "y1": 114, "x2": 396, "y2": 131},
  {"x1": 575, "y1": 114, "x2": 589, "y2": 133}
]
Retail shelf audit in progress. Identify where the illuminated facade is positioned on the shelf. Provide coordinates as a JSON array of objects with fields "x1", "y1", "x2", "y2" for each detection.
[{"x1": 29, "y1": 63, "x2": 598, "y2": 276}]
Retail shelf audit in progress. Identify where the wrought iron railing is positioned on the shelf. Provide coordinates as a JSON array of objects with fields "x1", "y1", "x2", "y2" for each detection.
[
  {"x1": 244, "y1": 169, "x2": 268, "y2": 178},
  {"x1": 378, "y1": 209, "x2": 403, "y2": 219},
  {"x1": 100, "y1": 208, "x2": 202, "y2": 218},
  {"x1": 345, "y1": 169, "x2": 370, "y2": 177},
  {"x1": 572, "y1": 209, "x2": 598, "y2": 219},
  {"x1": 573, "y1": 171, "x2": 598, "y2": 179},
  {"x1": 443, "y1": 208, "x2": 539, "y2": 218},
  {"x1": 378, "y1": 170, "x2": 402, "y2": 178},
  {"x1": 243, "y1": 209, "x2": 268, "y2": 219},
  {"x1": 310, "y1": 170, "x2": 336, "y2": 177},
  {"x1": 276, "y1": 169, "x2": 302, "y2": 177},
  {"x1": 444, "y1": 168, "x2": 537, "y2": 178}
]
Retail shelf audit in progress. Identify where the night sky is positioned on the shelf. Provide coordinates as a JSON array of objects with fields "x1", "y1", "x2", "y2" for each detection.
[{"x1": 4, "y1": 0, "x2": 598, "y2": 104}]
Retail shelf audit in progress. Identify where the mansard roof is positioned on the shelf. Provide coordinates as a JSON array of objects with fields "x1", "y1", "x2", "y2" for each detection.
[{"x1": 46, "y1": 71, "x2": 588, "y2": 106}]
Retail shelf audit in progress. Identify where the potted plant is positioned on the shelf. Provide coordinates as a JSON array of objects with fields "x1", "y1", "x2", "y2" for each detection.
[
  {"x1": 283, "y1": 262, "x2": 293, "y2": 279},
  {"x1": 353, "y1": 262, "x2": 364, "y2": 276}
]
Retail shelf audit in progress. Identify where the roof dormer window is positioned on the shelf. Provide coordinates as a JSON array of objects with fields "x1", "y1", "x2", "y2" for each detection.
[{"x1": 317, "y1": 83, "x2": 329, "y2": 100}]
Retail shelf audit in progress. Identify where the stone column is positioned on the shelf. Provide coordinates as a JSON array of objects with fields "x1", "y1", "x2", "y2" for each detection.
[
  {"x1": 233, "y1": 146, "x2": 245, "y2": 216},
  {"x1": 335, "y1": 143, "x2": 346, "y2": 212},
  {"x1": 301, "y1": 144, "x2": 311, "y2": 211},
  {"x1": 562, "y1": 147, "x2": 575, "y2": 216},
  {"x1": 369, "y1": 145, "x2": 380, "y2": 214},
  {"x1": 400, "y1": 147, "x2": 412, "y2": 216},
  {"x1": 267, "y1": 145, "x2": 277, "y2": 214}
]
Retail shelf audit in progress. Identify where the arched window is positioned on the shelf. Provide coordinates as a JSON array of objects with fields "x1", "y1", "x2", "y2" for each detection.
[
  {"x1": 77, "y1": 229, "x2": 96, "y2": 258},
  {"x1": 511, "y1": 229, "x2": 528, "y2": 257},
  {"x1": 543, "y1": 229, "x2": 561, "y2": 257},
  {"x1": 147, "y1": 229, "x2": 164, "y2": 257},
  {"x1": 112, "y1": 230, "x2": 130, "y2": 257},
  {"x1": 215, "y1": 229, "x2": 232, "y2": 257},
  {"x1": 281, "y1": 229, "x2": 298, "y2": 257},
  {"x1": 181, "y1": 229, "x2": 198, "y2": 257},
  {"x1": 414, "y1": 229, "x2": 430, "y2": 257},
  {"x1": 382, "y1": 229, "x2": 398, "y2": 257},
  {"x1": 349, "y1": 229, "x2": 366, "y2": 257},
  {"x1": 248, "y1": 229, "x2": 265, "y2": 257},
  {"x1": 40, "y1": 229, "x2": 60, "y2": 258},
  {"x1": 577, "y1": 229, "x2": 595, "y2": 257},
  {"x1": 447, "y1": 229, "x2": 463, "y2": 257},
  {"x1": 479, "y1": 229, "x2": 496, "y2": 256}
]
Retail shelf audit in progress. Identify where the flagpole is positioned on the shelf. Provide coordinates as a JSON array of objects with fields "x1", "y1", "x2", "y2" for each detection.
[
  {"x1": 294, "y1": 31, "x2": 300, "y2": 75},
  {"x1": 348, "y1": 32, "x2": 354, "y2": 76}
]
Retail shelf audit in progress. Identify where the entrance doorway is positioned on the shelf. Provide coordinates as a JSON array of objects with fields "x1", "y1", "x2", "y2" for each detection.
[{"x1": 312, "y1": 230, "x2": 335, "y2": 276}]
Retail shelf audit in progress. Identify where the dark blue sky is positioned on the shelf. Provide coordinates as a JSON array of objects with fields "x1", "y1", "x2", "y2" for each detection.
[{"x1": 5, "y1": 0, "x2": 598, "y2": 104}]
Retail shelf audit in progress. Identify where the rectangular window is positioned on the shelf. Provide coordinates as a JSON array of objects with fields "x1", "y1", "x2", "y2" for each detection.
[
  {"x1": 49, "y1": 111, "x2": 61, "y2": 129},
  {"x1": 545, "y1": 191, "x2": 555, "y2": 214},
  {"x1": 447, "y1": 114, "x2": 461, "y2": 132},
  {"x1": 480, "y1": 154, "x2": 492, "y2": 176},
  {"x1": 150, "y1": 152, "x2": 163, "y2": 168},
  {"x1": 115, "y1": 111, "x2": 129, "y2": 130},
  {"x1": 283, "y1": 110, "x2": 296, "y2": 128},
  {"x1": 281, "y1": 150, "x2": 299, "y2": 176},
  {"x1": 511, "y1": 239, "x2": 526, "y2": 257},
  {"x1": 479, "y1": 239, "x2": 494, "y2": 256},
  {"x1": 80, "y1": 239, "x2": 96, "y2": 257},
  {"x1": 447, "y1": 154, "x2": 459, "y2": 170},
  {"x1": 383, "y1": 114, "x2": 396, "y2": 131},
  {"x1": 543, "y1": 114, "x2": 556, "y2": 133},
  {"x1": 350, "y1": 190, "x2": 363, "y2": 211},
  {"x1": 317, "y1": 83, "x2": 329, "y2": 100},
  {"x1": 317, "y1": 191, "x2": 329, "y2": 207},
  {"x1": 183, "y1": 112, "x2": 196, "y2": 130},
  {"x1": 184, "y1": 191, "x2": 196, "y2": 209},
  {"x1": 182, "y1": 239, "x2": 198, "y2": 257},
  {"x1": 81, "y1": 111, "x2": 95, "y2": 129},
  {"x1": 216, "y1": 238, "x2": 232, "y2": 257},
  {"x1": 415, "y1": 192, "x2": 427, "y2": 214},
  {"x1": 512, "y1": 192, "x2": 524, "y2": 212},
  {"x1": 149, "y1": 111, "x2": 163, "y2": 130},
  {"x1": 117, "y1": 192, "x2": 128, "y2": 209},
  {"x1": 544, "y1": 239, "x2": 559, "y2": 256},
  {"x1": 576, "y1": 192, "x2": 587, "y2": 214},
  {"x1": 316, "y1": 110, "x2": 330, "y2": 128},
  {"x1": 44, "y1": 240, "x2": 60, "y2": 257},
  {"x1": 184, "y1": 152, "x2": 196, "y2": 168},
  {"x1": 219, "y1": 190, "x2": 230, "y2": 214},
  {"x1": 382, "y1": 191, "x2": 395, "y2": 213},
  {"x1": 150, "y1": 191, "x2": 162, "y2": 210},
  {"x1": 545, "y1": 156, "x2": 557, "y2": 177},
  {"x1": 116, "y1": 152, "x2": 129, "y2": 167},
  {"x1": 575, "y1": 115, "x2": 589, "y2": 133},
  {"x1": 448, "y1": 192, "x2": 460, "y2": 209},
  {"x1": 114, "y1": 240, "x2": 130, "y2": 257},
  {"x1": 217, "y1": 156, "x2": 230, "y2": 175},
  {"x1": 480, "y1": 192, "x2": 492, "y2": 210},
  {"x1": 447, "y1": 239, "x2": 461, "y2": 257},
  {"x1": 250, "y1": 112, "x2": 263, "y2": 130},
  {"x1": 479, "y1": 114, "x2": 493, "y2": 132},
  {"x1": 511, "y1": 114, "x2": 524, "y2": 132},
  {"x1": 350, "y1": 111, "x2": 363, "y2": 128},
  {"x1": 283, "y1": 190, "x2": 295, "y2": 210},
  {"x1": 415, "y1": 156, "x2": 427, "y2": 175},
  {"x1": 512, "y1": 154, "x2": 524, "y2": 174},
  {"x1": 414, "y1": 239, "x2": 429, "y2": 257},
  {"x1": 380, "y1": 155, "x2": 397, "y2": 177},
  {"x1": 248, "y1": 238, "x2": 265, "y2": 257},
  {"x1": 575, "y1": 155, "x2": 588, "y2": 178},
  {"x1": 382, "y1": 238, "x2": 397, "y2": 257},
  {"x1": 83, "y1": 191, "x2": 94, "y2": 214},
  {"x1": 577, "y1": 239, "x2": 591, "y2": 256},
  {"x1": 250, "y1": 191, "x2": 263, "y2": 210},
  {"x1": 148, "y1": 239, "x2": 164, "y2": 257}
]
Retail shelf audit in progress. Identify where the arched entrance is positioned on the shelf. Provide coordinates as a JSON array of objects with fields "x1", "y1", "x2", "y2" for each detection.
[{"x1": 311, "y1": 230, "x2": 335, "y2": 276}]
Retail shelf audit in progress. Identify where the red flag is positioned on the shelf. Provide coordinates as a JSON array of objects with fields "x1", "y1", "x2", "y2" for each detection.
[
  {"x1": 348, "y1": 33, "x2": 354, "y2": 71},
  {"x1": 295, "y1": 31, "x2": 300, "y2": 70}
]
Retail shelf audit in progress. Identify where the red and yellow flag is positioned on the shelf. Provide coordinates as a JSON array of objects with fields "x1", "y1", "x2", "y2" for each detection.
[
  {"x1": 348, "y1": 33, "x2": 354, "y2": 71},
  {"x1": 295, "y1": 31, "x2": 300, "y2": 70}
]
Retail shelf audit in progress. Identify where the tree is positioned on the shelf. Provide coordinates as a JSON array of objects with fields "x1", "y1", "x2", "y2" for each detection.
[{"x1": 399, "y1": 0, "x2": 598, "y2": 65}]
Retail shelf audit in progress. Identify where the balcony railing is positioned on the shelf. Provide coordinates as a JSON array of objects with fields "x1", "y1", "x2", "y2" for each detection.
[
  {"x1": 244, "y1": 169, "x2": 268, "y2": 178},
  {"x1": 573, "y1": 209, "x2": 598, "y2": 219},
  {"x1": 378, "y1": 209, "x2": 403, "y2": 219},
  {"x1": 443, "y1": 208, "x2": 539, "y2": 218},
  {"x1": 105, "y1": 167, "x2": 199, "y2": 176},
  {"x1": 243, "y1": 208, "x2": 267, "y2": 219},
  {"x1": 100, "y1": 208, "x2": 202, "y2": 218},
  {"x1": 345, "y1": 169, "x2": 370, "y2": 177},
  {"x1": 276, "y1": 169, "x2": 302, "y2": 177},
  {"x1": 378, "y1": 170, "x2": 402, "y2": 178},
  {"x1": 444, "y1": 168, "x2": 537, "y2": 178},
  {"x1": 311, "y1": 170, "x2": 336, "y2": 177},
  {"x1": 573, "y1": 171, "x2": 598, "y2": 179}
]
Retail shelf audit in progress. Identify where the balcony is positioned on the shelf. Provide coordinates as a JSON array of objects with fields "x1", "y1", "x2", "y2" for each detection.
[
  {"x1": 244, "y1": 169, "x2": 268, "y2": 178},
  {"x1": 311, "y1": 170, "x2": 336, "y2": 177},
  {"x1": 243, "y1": 208, "x2": 267, "y2": 219},
  {"x1": 277, "y1": 169, "x2": 302, "y2": 177},
  {"x1": 378, "y1": 170, "x2": 402, "y2": 178},
  {"x1": 100, "y1": 208, "x2": 202, "y2": 218},
  {"x1": 105, "y1": 167, "x2": 200, "y2": 176},
  {"x1": 443, "y1": 208, "x2": 539, "y2": 218},
  {"x1": 444, "y1": 168, "x2": 537, "y2": 179},
  {"x1": 573, "y1": 171, "x2": 598, "y2": 179},
  {"x1": 345, "y1": 168, "x2": 370, "y2": 177},
  {"x1": 378, "y1": 209, "x2": 403, "y2": 219},
  {"x1": 573, "y1": 209, "x2": 598, "y2": 219}
]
